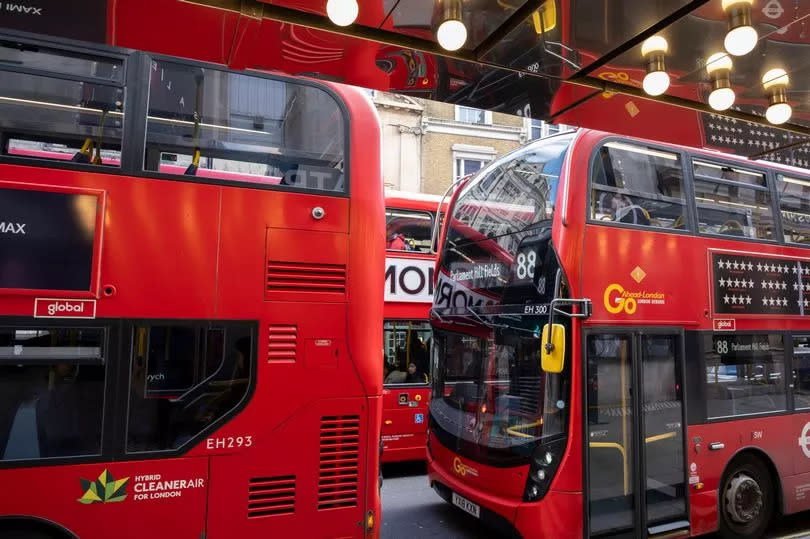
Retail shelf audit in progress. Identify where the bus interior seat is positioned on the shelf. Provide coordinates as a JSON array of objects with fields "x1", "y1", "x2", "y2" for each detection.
[
  {"x1": 706, "y1": 382, "x2": 736, "y2": 417},
  {"x1": 385, "y1": 371, "x2": 407, "y2": 384},
  {"x1": 719, "y1": 219, "x2": 746, "y2": 237}
]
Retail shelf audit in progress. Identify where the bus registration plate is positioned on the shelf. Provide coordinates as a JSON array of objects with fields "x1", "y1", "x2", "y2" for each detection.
[{"x1": 452, "y1": 492, "x2": 480, "y2": 518}]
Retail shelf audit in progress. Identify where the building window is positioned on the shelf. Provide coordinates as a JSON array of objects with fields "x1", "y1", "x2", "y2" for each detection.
[
  {"x1": 455, "y1": 106, "x2": 491, "y2": 125},
  {"x1": 529, "y1": 118, "x2": 574, "y2": 140},
  {"x1": 455, "y1": 157, "x2": 488, "y2": 182},
  {"x1": 452, "y1": 144, "x2": 496, "y2": 182}
]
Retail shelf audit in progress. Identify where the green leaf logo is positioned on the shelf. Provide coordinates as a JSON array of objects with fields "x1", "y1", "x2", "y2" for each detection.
[{"x1": 77, "y1": 469, "x2": 129, "y2": 504}]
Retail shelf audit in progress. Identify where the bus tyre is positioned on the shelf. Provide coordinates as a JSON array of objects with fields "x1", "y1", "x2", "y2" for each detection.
[{"x1": 718, "y1": 454, "x2": 774, "y2": 539}]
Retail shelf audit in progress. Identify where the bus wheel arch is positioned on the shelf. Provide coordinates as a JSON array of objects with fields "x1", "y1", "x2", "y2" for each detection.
[
  {"x1": 717, "y1": 449, "x2": 781, "y2": 539},
  {"x1": 0, "y1": 516, "x2": 78, "y2": 539}
]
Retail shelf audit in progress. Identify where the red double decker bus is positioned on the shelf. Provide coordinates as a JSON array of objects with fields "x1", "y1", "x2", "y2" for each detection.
[
  {"x1": 0, "y1": 30, "x2": 383, "y2": 538},
  {"x1": 381, "y1": 191, "x2": 444, "y2": 463},
  {"x1": 429, "y1": 129, "x2": 810, "y2": 538}
]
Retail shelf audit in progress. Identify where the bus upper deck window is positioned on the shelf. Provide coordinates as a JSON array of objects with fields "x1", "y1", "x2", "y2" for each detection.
[
  {"x1": 591, "y1": 142, "x2": 686, "y2": 230},
  {"x1": 692, "y1": 161, "x2": 773, "y2": 240},
  {"x1": 0, "y1": 44, "x2": 124, "y2": 166}
]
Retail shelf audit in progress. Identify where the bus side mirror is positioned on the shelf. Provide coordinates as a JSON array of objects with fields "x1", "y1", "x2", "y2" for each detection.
[{"x1": 541, "y1": 324, "x2": 565, "y2": 373}]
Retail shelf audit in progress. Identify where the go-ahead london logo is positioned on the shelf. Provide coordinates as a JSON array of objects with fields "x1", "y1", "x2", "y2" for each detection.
[{"x1": 77, "y1": 469, "x2": 130, "y2": 504}]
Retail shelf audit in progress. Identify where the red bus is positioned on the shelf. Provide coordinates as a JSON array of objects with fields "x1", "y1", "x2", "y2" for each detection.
[
  {"x1": 0, "y1": 30, "x2": 384, "y2": 539},
  {"x1": 428, "y1": 128, "x2": 810, "y2": 538},
  {"x1": 382, "y1": 190, "x2": 444, "y2": 463}
]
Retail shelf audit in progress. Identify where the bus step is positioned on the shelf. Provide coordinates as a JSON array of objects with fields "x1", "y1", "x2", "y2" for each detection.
[{"x1": 647, "y1": 520, "x2": 690, "y2": 539}]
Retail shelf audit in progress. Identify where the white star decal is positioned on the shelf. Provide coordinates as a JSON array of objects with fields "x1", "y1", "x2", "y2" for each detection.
[
  {"x1": 746, "y1": 296, "x2": 752, "y2": 305},
  {"x1": 733, "y1": 261, "x2": 740, "y2": 270},
  {"x1": 757, "y1": 263, "x2": 763, "y2": 272},
  {"x1": 720, "y1": 278, "x2": 727, "y2": 287},
  {"x1": 724, "y1": 295, "x2": 730, "y2": 304},
  {"x1": 731, "y1": 296, "x2": 738, "y2": 305},
  {"x1": 747, "y1": 263, "x2": 754, "y2": 271}
]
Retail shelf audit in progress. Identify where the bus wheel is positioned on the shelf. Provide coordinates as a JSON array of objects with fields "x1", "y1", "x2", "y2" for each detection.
[{"x1": 718, "y1": 454, "x2": 774, "y2": 539}]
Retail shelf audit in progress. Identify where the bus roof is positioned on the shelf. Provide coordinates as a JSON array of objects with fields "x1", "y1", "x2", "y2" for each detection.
[{"x1": 385, "y1": 189, "x2": 446, "y2": 213}]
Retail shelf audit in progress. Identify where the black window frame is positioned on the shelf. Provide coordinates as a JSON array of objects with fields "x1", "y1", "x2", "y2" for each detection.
[
  {"x1": 586, "y1": 137, "x2": 696, "y2": 236},
  {"x1": 0, "y1": 317, "x2": 258, "y2": 469},
  {"x1": 684, "y1": 330, "x2": 794, "y2": 426},
  {"x1": 385, "y1": 208, "x2": 436, "y2": 254},
  {"x1": 124, "y1": 319, "x2": 258, "y2": 457},
  {"x1": 0, "y1": 317, "x2": 117, "y2": 469},
  {"x1": 774, "y1": 172, "x2": 810, "y2": 247},
  {"x1": 0, "y1": 29, "x2": 351, "y2": 198},
  {"x1": 586, "y1": 136, "x2": 810, "y2": 248},
  {"x1": 383, "y1": 318, "x2": 432, "y2": 387},
  {"x1": 0, "y1": 31, "x2": 129, "y2": 174},
  {"x1": 690, "y1": 158, "x2": 779, "y2": 244}
]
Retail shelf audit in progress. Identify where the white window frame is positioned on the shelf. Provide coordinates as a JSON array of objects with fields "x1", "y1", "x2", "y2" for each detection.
[
  {"x1": 455, "y1": 105, "x2": 492, "y2": 125},
  {"x1": 525, "y1": 117, "x2": 574, "y2": 140},
  {"x1": 452, "y1": 144, "x2": 496, "y2": 182}
]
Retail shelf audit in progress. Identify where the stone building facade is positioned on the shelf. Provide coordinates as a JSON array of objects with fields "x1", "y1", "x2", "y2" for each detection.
[{"x1": 372, "y1": 91, "x2": 573, "y2": 196}]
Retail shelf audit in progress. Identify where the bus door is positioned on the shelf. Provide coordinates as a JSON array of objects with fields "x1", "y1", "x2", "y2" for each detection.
[{"x1": 585, "y1": 331, "x2": 689, "y2": 538}]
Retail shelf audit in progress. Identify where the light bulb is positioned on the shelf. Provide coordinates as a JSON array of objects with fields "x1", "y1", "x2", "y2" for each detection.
[
  {"x1": 437, "y1": 19, "x2": 467, "y2": 51},
  {"x1": 709, "y1": 87, "x2": 735, "y2": 111},
  {"x1": 326, "y1": 0, "x2": 358, "y2": 26},
  {"x1": 766, "y1": 102, "x2": 792, "y2": 125},
  {"x1": 762, "y1": 68, "x2": 789, "y2": 90},
  {"x1": 706, "y1": 52, "x2": 732, "y2": 75},
  {"x1": 643, "y1": 70, "x2": 670, "y2": 96},
  {"x1": 724, "y1": 25, "x2": 758, "y2": 56},
  {"x1": 641, "y1": 35, "x2": 668, "y2": 56}
]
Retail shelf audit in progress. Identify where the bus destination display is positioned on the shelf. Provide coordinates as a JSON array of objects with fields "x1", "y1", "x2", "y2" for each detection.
[
  {"x1": 712, "y1": 252, "x2": 810, "y2": 316},
  {"x1": 0, "y1": 187, "x2": 98, "y2": 291}
]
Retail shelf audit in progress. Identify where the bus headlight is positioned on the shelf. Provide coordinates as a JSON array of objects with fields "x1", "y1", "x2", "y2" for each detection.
[{"x1": 524, "y1": 436, "x2": 567, "y2": 502}]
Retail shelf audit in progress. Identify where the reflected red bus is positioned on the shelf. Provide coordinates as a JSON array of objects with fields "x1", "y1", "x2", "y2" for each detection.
[
  {"x1": 0, "y1": 31, "x2": 383, "y2": 538},
  {"x1": 429, "y1": 129, "x2": 810, "y2": 538},
  {"x1": 382, "y1": 190, "x2": 444, "y2": 463}
]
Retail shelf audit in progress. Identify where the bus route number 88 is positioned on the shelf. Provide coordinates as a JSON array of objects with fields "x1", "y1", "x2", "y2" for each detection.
[
  {"x1": 516, "y1": 250, "x2": 536, "y2": 280},
  {"x1": 715, "y1": 339, "x2": 729, "y2": 355}
]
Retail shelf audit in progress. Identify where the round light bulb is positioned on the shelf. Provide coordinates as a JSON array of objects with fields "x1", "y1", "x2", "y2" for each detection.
[
  {"x1": 709, "y1": 87, "x2": 735, "y2": 111},
  {"x1": 326, "y1": 0, "x2": 358, "y2": 26},
  {"x1": 762, "y1": 68, "x2": 789, "y2": 90},
  {"x1": 724, "y1": 25, "x2": 757, "y2": 56},
  {"x1": 436, "y1": 19, "x2": 467, "y2": 51},
  {"x1": 536, "y1": 469, "x2": 546, "y2": 481},
  {"x1": 766, "y1": 102, "x2": 792, "y2": 125},
  {"x1": 643, "y1": 70, "x2": 670, "y2": 96},
  {"x1": 706, "y1": 52, "x2": 732, "y2": 75},
  {"x1": 641, "y1": 35, "x2": 668, "y2": 56}
]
